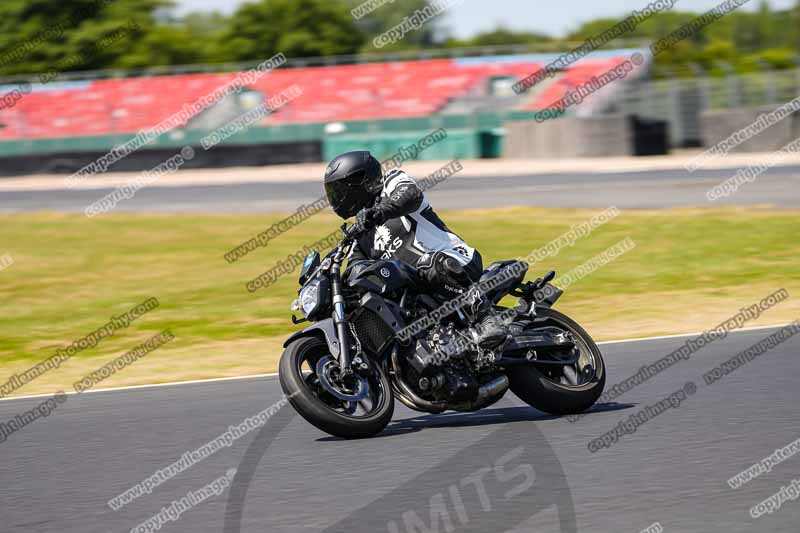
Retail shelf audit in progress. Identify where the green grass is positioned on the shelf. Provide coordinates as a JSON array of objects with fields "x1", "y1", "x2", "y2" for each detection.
[{"x1": 1, "y1": 206, "x2": 798, "y2": 396}]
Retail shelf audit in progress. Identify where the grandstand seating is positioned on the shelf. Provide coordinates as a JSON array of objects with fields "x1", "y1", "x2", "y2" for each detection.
[
  {"x1": 0, "y1": 52, "x2": 636, "y2": 140},
  {"x1": 524, "y1": 55, "x2": 634, "y2": 111}
]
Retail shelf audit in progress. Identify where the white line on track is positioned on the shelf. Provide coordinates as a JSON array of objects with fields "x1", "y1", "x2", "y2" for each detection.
[
  {"x1": 0, "y1": 322, "x2": 791, "y2": 404},
  {"x1": 595, "y1": 323, "x2": 790, "y2": 345}
]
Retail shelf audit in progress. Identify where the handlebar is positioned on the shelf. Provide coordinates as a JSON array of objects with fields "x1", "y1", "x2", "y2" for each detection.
[{"x1": 340, "y1": 223, "x2": 366, "y2": 241}]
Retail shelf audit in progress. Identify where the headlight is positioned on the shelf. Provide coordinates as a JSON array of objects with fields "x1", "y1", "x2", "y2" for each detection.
[{"x1": 298, "y1": 283, "x2": 320, "y2": 317}]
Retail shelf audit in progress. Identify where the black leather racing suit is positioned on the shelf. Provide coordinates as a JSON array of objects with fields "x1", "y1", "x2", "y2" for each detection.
[{"x1": 345, "y1": 169, "x2": 483, "y2": 298}]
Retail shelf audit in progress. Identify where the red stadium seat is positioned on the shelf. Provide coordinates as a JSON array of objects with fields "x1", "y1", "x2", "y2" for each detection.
[{"x1": 0, "y1": 55, "x2": 633, "y2": 139}]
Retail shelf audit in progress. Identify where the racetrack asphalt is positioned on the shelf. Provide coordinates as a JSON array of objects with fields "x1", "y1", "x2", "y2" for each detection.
[
  {"x1": 1, "y1": 325, "x2": 798, "y2": 532},
  {"x1": 2, "y1": 165, "x2": 799, "y2": 213}
]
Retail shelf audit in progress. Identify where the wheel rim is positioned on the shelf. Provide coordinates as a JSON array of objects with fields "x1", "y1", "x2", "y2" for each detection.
[
  {"x1": 315, "y1": 356, "x2": 369, "y2": 402},
  {"x1": 296, "y1": 343, "x2": 387, "y2": 419},
  {"x1": 533, "y1": 315, "x2": 599, "y2": 389}
]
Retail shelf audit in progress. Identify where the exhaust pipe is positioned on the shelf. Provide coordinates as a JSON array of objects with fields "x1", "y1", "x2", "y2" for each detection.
[
  {"x1": 452, "y1": 375, "x2": 509, "y2": 412},
  {"x1": 390, "y1": 345, "x2": 447, "y2": 414}
]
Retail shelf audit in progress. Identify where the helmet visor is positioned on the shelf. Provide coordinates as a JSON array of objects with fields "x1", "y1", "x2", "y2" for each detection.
[{"x1": 325, "y1": 177, "x2": 370, "y2": 219}]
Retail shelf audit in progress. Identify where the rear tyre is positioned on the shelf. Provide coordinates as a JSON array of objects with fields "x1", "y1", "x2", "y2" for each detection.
[
  {"x1": 508, "y1": 308, "x2": 605, "y2": 415},
  {"x1": 279, "y1": 336, "x2": 394, "y2": 439}
]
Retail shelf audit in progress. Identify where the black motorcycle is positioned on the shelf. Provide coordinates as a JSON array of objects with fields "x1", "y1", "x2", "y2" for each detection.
[{"x1": 279, "y1": 225, "x2": 605, "y2": 438}]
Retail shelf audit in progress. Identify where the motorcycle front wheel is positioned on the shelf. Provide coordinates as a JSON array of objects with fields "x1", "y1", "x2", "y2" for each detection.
[
  {"x1": 507, "y1": 307, "x2": 605, "y2": 415},
  {"x1": 279, "y1": 336, "x2": 394, "y2": 439}
]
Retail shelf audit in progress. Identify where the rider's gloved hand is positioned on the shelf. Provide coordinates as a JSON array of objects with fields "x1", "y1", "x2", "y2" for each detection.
[
  {"x1": 351, "y1": 207, "x2": 381, "y2": 235},
  {"x1": 417, "y1": 251, "x2": 472, "y2": 299}
]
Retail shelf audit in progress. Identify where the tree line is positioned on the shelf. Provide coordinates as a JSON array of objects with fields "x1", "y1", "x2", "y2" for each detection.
[{"x1": 0, "y1": 0, "x2": 798, "y2": 77}]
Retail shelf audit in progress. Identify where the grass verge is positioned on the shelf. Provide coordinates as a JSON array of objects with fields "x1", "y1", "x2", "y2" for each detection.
[{"x1": 1, "y1": 206, "x2": 798, "y2": 397}]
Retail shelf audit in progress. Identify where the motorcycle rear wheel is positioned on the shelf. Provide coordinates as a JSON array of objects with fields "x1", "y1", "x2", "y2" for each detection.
[
  {"x1": 279, "y1": 336, "x2": 394, "y2": 439},
  {"x1": 507, "y1": 307, "x2": 605, "y2": 415}
]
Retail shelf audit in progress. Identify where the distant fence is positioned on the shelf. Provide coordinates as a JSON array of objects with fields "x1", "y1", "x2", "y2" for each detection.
[
  {"x1": 503, "y1": 69, "x2": 800, "y2": 156},
  {"x1": 611, "y1": 68, "x2": 800, "y2": 147}
]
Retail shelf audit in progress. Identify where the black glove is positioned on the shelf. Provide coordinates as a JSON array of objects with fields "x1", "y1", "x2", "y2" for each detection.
[
  {"x1": 417, "y1": 251, "x2": 472, "y2": 299},
  {"x1": 352, "y1": 207, "x2": 381, "y2": 234}
]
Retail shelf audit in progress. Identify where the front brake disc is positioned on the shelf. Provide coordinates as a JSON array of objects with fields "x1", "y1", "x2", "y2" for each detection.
[{"x1": 315, "y1": 355, "x2": 369, "y2": 402}]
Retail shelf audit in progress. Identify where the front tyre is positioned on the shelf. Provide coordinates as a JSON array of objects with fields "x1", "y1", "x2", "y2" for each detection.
[
  {"x1": 508, "y1": 308, "x2": 605, "y2": 415},
  {"x1": 279, "y1": 336, "x2": 394, "y2": 439}
]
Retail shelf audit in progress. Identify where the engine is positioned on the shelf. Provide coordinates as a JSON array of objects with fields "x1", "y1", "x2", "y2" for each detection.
[{"x1": 404, "y1": 324, "x2": 504, "y2": 407}]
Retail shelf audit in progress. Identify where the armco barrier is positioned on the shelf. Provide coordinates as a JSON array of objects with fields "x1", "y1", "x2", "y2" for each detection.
[{"x1": 0, "y1": 141, "x2": 321, "y2": 176}]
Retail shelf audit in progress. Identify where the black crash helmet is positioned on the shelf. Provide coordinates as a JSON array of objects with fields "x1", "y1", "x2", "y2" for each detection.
[{"x1": 323, "y1": 150, "x2": 382, "y2": 219}]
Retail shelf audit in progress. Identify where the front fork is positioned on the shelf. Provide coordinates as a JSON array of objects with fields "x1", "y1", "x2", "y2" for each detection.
[{"x1": 330, "y1": 254, "x2": 354, "y2": 377}]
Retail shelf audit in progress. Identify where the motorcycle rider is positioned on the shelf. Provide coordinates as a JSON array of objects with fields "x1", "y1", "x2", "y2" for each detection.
[
  {"x1": 324, "y1": 150, "x2": 512, "y2": 348},
  {"x1": 323, "y1": 150, "x2": 483, "y2": 300}
]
